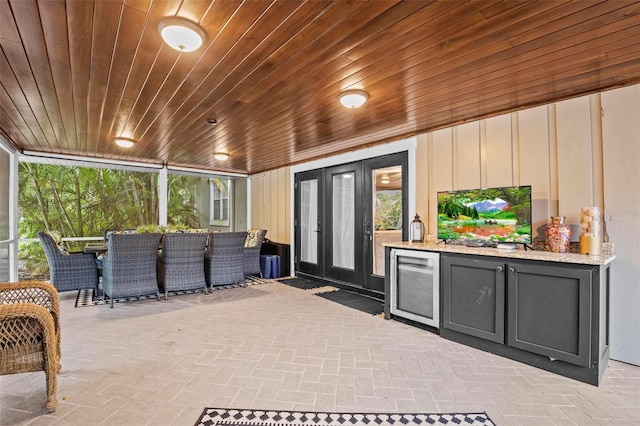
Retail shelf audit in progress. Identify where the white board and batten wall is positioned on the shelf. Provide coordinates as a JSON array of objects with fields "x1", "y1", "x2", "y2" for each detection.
[
  {"x1": 250, "y1": 84, "x2": 640, "y2": 366},
  {"x1": 601, "y1": 85, "x2": 640, "y2": 367},
  {"x1": 249, "y1": 166, "x2": 292, "y2": 244}
]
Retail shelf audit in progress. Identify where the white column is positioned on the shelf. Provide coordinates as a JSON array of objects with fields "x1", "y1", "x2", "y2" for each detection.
[
  {"x1": 246, "y1": 177, "x2": 252, "y2": 229},
  {"x1": 158, "y1": 166, "x2": 168, "y2": 226}
]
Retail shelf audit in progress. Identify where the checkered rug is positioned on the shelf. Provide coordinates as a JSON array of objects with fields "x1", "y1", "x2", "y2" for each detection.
[
  {"x1": 74, "y1": 275, "x2": 272, "y2": 307},
  {"x1": 195, "y1": 408, "x2": 496, "y2": 426}
]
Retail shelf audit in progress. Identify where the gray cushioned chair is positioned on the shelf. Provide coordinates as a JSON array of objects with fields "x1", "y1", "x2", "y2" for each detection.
[
  {"x1": 38, "y1": 231, "x2": 99, "y2": 294},
  {"x1": 157, "y1": 232, "x2": 208, "y2": 299},
  {"x1": 243, "y1": 229, "x2": 267, "y2": 277},
  {"x1": 101, "y1": 233, "x2": 162, "y2": 308},
  {"x1": 205, "y1": 231, "x2": 248, "y2": 287}
]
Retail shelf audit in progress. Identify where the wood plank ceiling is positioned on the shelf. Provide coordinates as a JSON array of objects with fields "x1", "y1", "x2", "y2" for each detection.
[{"x1": 1, "y1": 0, "x2": 640, "y2": 175}]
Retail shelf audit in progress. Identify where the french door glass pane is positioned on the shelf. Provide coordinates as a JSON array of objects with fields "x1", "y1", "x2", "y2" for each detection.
[
  {"x1": 332, "y1": 173, "x2": 355, "y2": 269},
  {"x1": 300, "y1": 179, "x2": 318, "y2": 263},
  {"x1": 373, "y1": 166, "x2": 402, "y2": 276}
]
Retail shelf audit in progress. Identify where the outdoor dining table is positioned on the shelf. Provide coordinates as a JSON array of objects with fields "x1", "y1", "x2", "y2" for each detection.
[{"x1": 84, "y1": 243, "x2": 107, "y2": 255}]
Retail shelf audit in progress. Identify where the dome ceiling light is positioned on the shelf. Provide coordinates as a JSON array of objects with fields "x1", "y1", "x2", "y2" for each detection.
[
  {"x1": 214, "y1": 152, "x2": 229, "y2": 161},
  {"x1": 114, "y1": 138, "x2": 136, "y2": 148},
  {"x1": 158, "y1": 17, "x2": 205, "y2": 52},
  {"x1": 339, "y1": 89, "x2": 369, "y2": 108}
]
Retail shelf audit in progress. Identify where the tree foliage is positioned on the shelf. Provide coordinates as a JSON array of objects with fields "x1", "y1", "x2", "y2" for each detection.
[
  {"x1": 438, "y1": 197, "x2": 480, "y2": 219},
  {"x1": 375, "y1": 191, "x2": 402, "y2": 230},
  {"x1": 19, "y1": 163, "x2": 201, "y2": 276}
]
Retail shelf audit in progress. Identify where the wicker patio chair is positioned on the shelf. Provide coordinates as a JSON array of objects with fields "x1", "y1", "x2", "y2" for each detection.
[
  {"x1": 205, "y1": 231, "x2": 248, "y2": 287},
  {"x1": 157, "y1": 232, "x2": 208, "y2": 299},
  {"x1": 38, "y1": 232, "x2": 99, "y2": 294},
  {"x1": 101, "y1": 233, "x2": 163, "y2": 308},
  {"x1": 0, "y1": 281, "x2": 61, "y2": 372},
  {"x1": 0, "y1": 303, "x2": 59, "y2": 412},
  {"x1": 243, "y1": 229, "x2": 267, "y2": 277}
]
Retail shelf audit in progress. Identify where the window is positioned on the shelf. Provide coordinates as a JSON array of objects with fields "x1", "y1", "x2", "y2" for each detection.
[
  {"x1": 18, "y1": 162, "x2": 159, "y2": 278},
  {"x1": 167, "y1": 173, "x2": 209, "y2": 229},
  {"x1": 210, "y1": 178, "x2": 231, "y2": 226},
  {"x1": 13, "y1": 159, "x2": 248, "y2": 279}
]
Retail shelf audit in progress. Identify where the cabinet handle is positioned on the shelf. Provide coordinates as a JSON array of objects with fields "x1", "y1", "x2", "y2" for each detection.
[
  {"x1": 497, "y1": 266, "x2": 503, "y2": 272},
  {"x1": 509, "y1": 267, "x2": 515, "y2": 273}
]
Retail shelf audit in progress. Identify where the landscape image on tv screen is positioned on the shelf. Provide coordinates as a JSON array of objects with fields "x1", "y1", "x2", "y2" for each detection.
[{"x1": 437, "y1": 185, "x2": 532, "y2": 244}]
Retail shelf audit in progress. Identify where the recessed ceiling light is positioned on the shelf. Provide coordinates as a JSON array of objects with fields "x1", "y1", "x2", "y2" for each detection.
[
  {"x1": 159, "y1": 17, "x2": 205, "y2": 52},
  {"x1": 339, "y1": 89, "x2": 369, "y2": 108},
  {"x1": 114, "y1": 138, "x2": 136, "y2": 148},
  {"x1": 214, "y1": 152, "x2": 229, "y2": 161}
]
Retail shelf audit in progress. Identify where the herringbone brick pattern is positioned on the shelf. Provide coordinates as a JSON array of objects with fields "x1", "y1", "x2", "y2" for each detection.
[{"x1": 0, "y1": 282, "x2": 638, "y2": 425}]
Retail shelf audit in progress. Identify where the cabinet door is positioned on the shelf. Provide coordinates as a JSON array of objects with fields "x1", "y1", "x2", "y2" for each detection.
[
  {"x1": 442, "y1": 254, "x2": 505, "y2": 343},
  {"x1": 507, "y1": 262, "x2": 592, "y2": 367}
]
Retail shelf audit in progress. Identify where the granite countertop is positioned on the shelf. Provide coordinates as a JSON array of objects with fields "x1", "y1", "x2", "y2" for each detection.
[{"x1": 384, "y1": 241, "x2": 616, "y2": 266}]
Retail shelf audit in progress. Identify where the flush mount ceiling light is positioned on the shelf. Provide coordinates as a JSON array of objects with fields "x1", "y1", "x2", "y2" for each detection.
[
  {"x1": 339, "y1": 89, "x2": 369, "y2": 108},
  {"x1": 158, "y1": 17, "x2": 205, "y2": 52},
  {"x1": 114, "y1": 138, "x2": 136, "y2": 148},
  {"x1": 214, "y1": 152, "x2": 229, "y2": 161},
  {"x1": 380, "y1": 177, "x2": 391, "y2": 184}
]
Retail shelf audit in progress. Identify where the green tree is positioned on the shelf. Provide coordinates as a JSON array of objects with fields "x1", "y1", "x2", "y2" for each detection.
[
  {"x1": 375, "y1": 191, "x2": 402, "y2": 230},
  {"x1": 18, "y1": 163, "x2": 206, "y2": 277}
]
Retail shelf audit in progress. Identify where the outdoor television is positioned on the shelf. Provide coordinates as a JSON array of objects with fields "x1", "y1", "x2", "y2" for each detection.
[{"x1": 437, "y1": 185, "x2": 532, "y2": 244}]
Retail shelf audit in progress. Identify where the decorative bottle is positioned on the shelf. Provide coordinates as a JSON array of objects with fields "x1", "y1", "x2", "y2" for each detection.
[
  {"x1": 579, "y1": 206, "x2": 601, "y2": 255},
  {"x1": 546, "y1": 216, "x2": 571, "y2": 253}
]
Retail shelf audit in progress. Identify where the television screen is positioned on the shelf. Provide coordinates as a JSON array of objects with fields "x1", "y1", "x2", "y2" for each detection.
[{"x1": 437, "y1": 185, "x2": 532, "y2": 244}]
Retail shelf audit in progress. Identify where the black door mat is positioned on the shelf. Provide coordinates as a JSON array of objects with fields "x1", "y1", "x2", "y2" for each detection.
[
  {"x1": 315, "y1": 289, "x2": 383, "y2": 316},
  {"x1": 278, "y1": 277, "x2": 383, "y2": 316},
  {"x1": 277, "y1": 277, "x2": 328, "y2": 290}
]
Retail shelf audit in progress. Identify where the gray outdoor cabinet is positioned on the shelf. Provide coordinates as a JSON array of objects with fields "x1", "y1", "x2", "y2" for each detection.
[
  {"x1": 440, "y1": 252, "x2": 610, "y2": 386},
  {"x1": 507, "y1": 262, "x2": 592, "y2": 367},
  {"x1": 441, "y1": 254, "x2": 505, "y2": 344}
]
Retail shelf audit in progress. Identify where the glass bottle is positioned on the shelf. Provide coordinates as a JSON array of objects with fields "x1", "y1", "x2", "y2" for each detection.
[{"x1": 579, "y1": 206, "x2": 601, "y2": 255}]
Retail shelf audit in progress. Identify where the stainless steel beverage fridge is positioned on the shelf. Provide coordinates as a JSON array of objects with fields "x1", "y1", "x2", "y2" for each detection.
[{"x1": 389, "y1": 248, "x2": 440, "y2": 328}]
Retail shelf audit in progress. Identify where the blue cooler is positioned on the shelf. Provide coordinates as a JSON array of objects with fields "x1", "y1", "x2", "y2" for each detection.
[
  {"x1": 269, "y1": 255, "x2": 280, "y2": 278},
  {"x1": 260, "y1": 255, "x2": 272, "y2": 278},
  {"x1": 260, "y1": 254, "x2": 281, "y2": 278}
]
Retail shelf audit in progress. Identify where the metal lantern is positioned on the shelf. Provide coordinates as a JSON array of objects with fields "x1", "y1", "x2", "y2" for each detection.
[{"x1": 410, "y1": 214, "x2": 425, "y2": 243}]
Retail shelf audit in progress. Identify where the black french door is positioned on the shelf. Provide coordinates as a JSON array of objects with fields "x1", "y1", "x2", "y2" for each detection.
[
  {"x1": 324, "y1": 162, "x2": 364, "y2": 285},
  {"x1": 363, "y1": 153, "x2": 408, "y2": 292},
  {"x1": 294, "y1": 152, "x2": 408, "y2": 293},
  {"x1": 294, "y1": 169, "x2": 323, "y2": 277}
]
